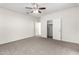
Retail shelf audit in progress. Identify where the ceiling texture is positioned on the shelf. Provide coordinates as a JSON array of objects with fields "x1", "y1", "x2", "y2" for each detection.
[{"x1": 0, "y1": 3, "x2": 78, "y2": 18}]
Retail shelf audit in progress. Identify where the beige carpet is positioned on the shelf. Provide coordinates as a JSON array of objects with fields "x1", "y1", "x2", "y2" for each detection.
[{"x1": 0, "y1": 36, "x2": 79, "y2": 55}]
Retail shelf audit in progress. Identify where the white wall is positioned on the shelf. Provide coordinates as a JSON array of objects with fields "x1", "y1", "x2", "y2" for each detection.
[
  {"x1": 40, "y1": 7, "x2": 79, "y2": 44},
  {"x1": 0, "y1": 8, "x2": 36, "y2": 44}
]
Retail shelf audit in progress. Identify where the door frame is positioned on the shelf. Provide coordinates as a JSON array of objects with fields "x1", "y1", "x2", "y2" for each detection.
[{"x1": 47, "y1": 20, "x2": 53, "y2": 38}]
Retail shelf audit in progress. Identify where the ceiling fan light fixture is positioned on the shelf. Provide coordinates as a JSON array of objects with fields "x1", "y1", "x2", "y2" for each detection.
[
  {"x1": 33, "y1": 9, "x2": 39, "y2": 14},
  {"x1": 25, "y1": 3, "x2": 46, "y2": 14}
]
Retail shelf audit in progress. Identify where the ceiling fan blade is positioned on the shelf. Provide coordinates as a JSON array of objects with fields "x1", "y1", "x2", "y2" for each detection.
[
  {"x1": 38, "y1": 11, "x2": 41, "y2": 13},
  {"x1": 26, "y1": 12, "x2": 30, "y2": 14},
  {"x1": 39, "y1": 7, "x2": 46, "y2": 10},
  {"x1": 25, "y1": 7, "x2": 33, "y2": 9},
  {"x1": 31, "y1": 11, "x2": 33, "y2": 13}
]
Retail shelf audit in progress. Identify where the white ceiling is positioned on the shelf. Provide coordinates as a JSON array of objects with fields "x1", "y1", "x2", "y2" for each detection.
[{"x1": 0, "y1": 3, "x2": 78, "y2": 18}]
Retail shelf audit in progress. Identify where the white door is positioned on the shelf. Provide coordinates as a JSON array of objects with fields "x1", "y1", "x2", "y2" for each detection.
[
  {"x1": 53, "y1": 18, "x2": 61, "y2": 40},
  {"x1": 35, "y1": 22, "x2": 41, "y2": 36}
]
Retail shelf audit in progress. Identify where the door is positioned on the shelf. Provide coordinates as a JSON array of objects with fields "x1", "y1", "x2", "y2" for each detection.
[
  {"x1": 35, "y1": 22, "x2": 41, "y2": 36},
  {"x1": 53, "y1": 18, "x2": 62, "y2": 40}
]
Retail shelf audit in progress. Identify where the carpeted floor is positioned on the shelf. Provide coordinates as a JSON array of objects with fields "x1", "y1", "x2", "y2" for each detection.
[{"x1": 0, "y1": 36, "x2": 79, "y2": 55}]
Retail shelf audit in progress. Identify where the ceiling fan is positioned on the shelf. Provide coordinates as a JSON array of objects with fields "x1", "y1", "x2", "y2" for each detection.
[{"x1": 25, "y1": 3, "x2": 46, "y2": 14}]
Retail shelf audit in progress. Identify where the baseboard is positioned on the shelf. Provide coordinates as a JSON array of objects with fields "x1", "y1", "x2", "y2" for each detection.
[{"x1": 0, "y1": 35, "x2": 34, "y2": 45}]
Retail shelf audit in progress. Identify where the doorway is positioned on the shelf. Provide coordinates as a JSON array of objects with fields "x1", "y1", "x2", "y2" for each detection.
[
  {"x1": 35, "y1": 22, "x2": 41, "y2": 36},
  {"x1": 47, "y1": 18, "x2": 62, "y2": 40},
  {"x1": 47, "y1": 20, "x2": 53, "y2": 38}
]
